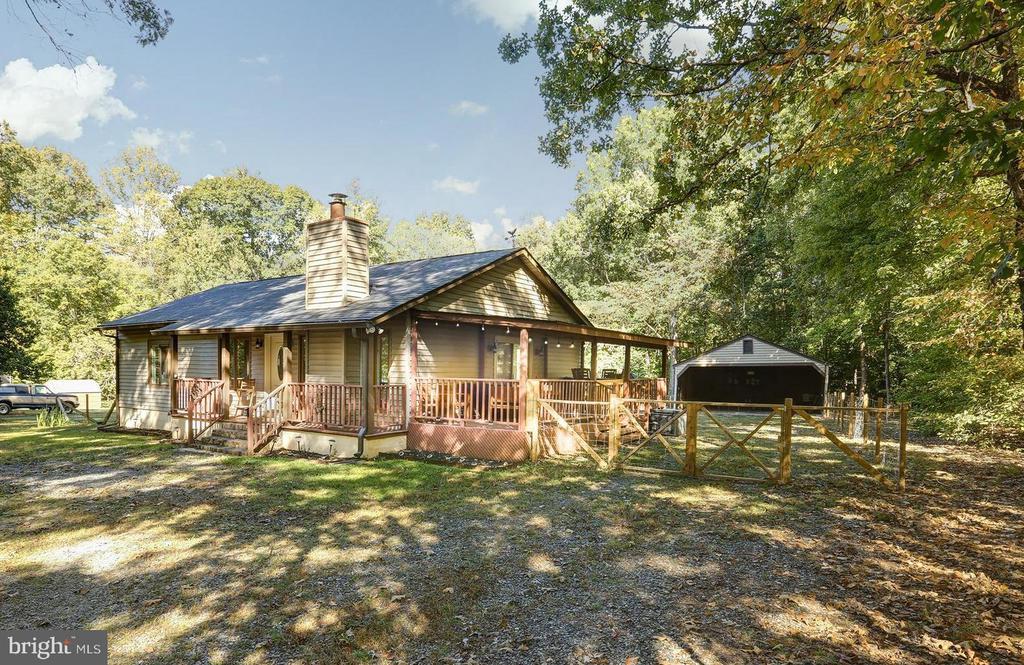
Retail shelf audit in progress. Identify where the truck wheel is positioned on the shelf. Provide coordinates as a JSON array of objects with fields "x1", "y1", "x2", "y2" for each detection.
[
  {"x1": 0, "y1": 402, "x2": 11, "y2": 416},
  {"x1": 61, "y1": 401, "x2": 76, "y2": 412}
]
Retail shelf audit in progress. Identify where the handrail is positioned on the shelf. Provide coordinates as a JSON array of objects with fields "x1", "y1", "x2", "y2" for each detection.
[
  {"x1": 288, "y1": 382, "x2": 364, "y2": 430},
  {"x1": 413, "y1": 377, "x2": 519, "y2": 425},
  {"x1": 186, "y1": 379, "x2": 225, "y2": 444},
  {"x1": 245, "y1": 382, "x2": 289, "y2": 454}
]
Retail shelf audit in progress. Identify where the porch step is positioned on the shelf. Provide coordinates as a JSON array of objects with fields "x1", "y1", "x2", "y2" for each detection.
[
  {"x1": 207, "y1": 432, "x2": 249, "y2": 448},
  {"x1": 187, "y1": 441, "x2": 247, "y2": 456}
]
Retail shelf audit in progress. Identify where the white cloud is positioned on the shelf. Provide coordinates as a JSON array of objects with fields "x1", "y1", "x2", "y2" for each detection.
[
  {"x1": 471, "y1": 221, "x2": 497, "y2": 247},
  {"x1": 450, "y1": 100, "x2": 489, "y2": 116},
  {"x1": 0, "y1": 56, "x2": 135, "y2": 141},
  {"x1": 240, "y1": 55, "x2": 270, "y2": 65},
  {"x1": 432, "y1": 176, "x2": 479, "y2": 195},
  {"x1": 130, "y1": 75, "x2": 148, "y2": 90},
  {"x1": 493, "y1": 206, "x2": 507, "y2": 217},
  {"x1": 131, "y1": 127, "x2": 193, "y2": 154},
  {"x1": 455, "y1": 0, "x2": 540, "y2": 30},
  {"x1": 210, "y1": 139, "x2": 227, "y2": 154}
]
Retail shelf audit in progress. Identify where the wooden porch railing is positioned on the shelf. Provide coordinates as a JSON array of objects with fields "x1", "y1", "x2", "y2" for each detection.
[
  {"x1": 373, "y1": 384, "x2": 407, "y2": 432},
  {"x1": 288, "y1": 382, "x2": 363, "y2": 430},
  {"x1": 413, "y1": 378, "x2": 520, "y2": 426},
  {"x1": 179, "y1": 378, "x2": 225, "y2": 444},
  {"x1": 622, "y1": 378, "x2": 666, "y2": 401},
  {"x1": 245, "y1": 382, "x2": 288, "y2": 454},
  {"x1": 538, "y1": 379, "x2": 615, "y2": 403}
]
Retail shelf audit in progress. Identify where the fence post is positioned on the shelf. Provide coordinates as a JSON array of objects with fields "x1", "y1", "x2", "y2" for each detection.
[
  {"x1": 860, "y1": 393, "x2": 869, "y2": 446},
  {"x1": 685, "y1": 402, "x2": 698, "y2": 477},
  {"x1": 898, "y1": 403, "x2": 908, "y2": 491},
  {"x1": 526, "y1": 380, "x2": 540, "y2": 462},
  {"x1": 608, "y1": 394, "x2": 621, "y2": 466},
  {"x1": 874, "y1": 397, "x2": 883, "y2": 463},
  {"x1": 779, "y1": 398, "x2": 793, "y2": 484}
]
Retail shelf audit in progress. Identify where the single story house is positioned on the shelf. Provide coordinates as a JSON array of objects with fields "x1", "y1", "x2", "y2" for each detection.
[
  {"x1": 671, "y1": 334, "x2": 828, "y2": 406},
  {"x1": 98, "y1": 193, "x2": 674, "y2": 461}
]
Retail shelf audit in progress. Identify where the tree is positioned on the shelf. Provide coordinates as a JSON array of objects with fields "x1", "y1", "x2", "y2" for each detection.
[
  {"x1": 172, "y1": 169, "x2": 322, "y2": 282},
  {"x1": 0, "y1": 272, "x2": 40, "y2": 380},
  {"x1": 503, "y1": 0, "x2": 1024, "y2": 344},
  {"x1": 385, "y1": 212, "x2": 477, "y2": 261},
  {"x1": 15, "y1": 0, "x2": 172, "y2": 59}
]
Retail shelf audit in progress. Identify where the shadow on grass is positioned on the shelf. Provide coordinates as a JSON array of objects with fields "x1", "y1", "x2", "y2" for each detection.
[{"x1": 1, "y1": 417, "x2": 1022, "y2": 664}]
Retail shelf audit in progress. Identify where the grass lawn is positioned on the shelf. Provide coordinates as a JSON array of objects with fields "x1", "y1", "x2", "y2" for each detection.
[{"x1": 1, "y1": 417, "x2": 1022, "y2": 664}]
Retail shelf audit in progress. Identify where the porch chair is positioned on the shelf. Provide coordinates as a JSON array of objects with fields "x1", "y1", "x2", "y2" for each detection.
[{"x1": 572, "y1": 367, "x2": 592, "y2": 380}]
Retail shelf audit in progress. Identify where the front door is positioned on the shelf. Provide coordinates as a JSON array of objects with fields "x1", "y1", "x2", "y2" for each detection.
[{"x1": 264, "y1": 333, "x2": 284, "y2": 392}]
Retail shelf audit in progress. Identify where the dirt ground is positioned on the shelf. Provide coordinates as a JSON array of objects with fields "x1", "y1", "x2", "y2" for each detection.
[{"x1": 1, "y1": 415, "x2": 1022, "y2": 664}]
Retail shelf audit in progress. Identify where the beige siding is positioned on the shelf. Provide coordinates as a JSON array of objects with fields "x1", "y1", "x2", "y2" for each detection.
[
  {"x1": 416, "y1": 324, "x2": 479, "y2": 378},
  {"x1": 419, "y1": 258, "x2": 578, "y2": 323},
  {"x1": 178, "y1": 335, "x2": 218, "y2": 379},
  {"x1": 681, "y1": 336, "x2": 826, "y2": 374},
  {"x1": 383, "y1": 319, "x2": 407, "y2": 384},
  {"x1": 251, "y1": 335, "x2": 265, "y2": 392},
  {"x1": 344, "y1": 332, "x2": 361, "y2": 383},
  {"x1": 307, "y1": 329, "x2": 345, "y2": 382},
  {"x1": 546, "y1": 342, "x2": 581, "y2": 379},
  {"x1": 305, "y1": 218, "x2": 370, "y2": 310},
  {"x1": 119, "y1": 333, "x2": 169, "y2": 412}
]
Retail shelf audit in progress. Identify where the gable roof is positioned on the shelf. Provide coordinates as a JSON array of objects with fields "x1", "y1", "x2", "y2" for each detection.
[
  {"x1": 98, "y1": 248, "x2": 590, "y2": 333},
  {"x1": 673, "y1": 334, "x2": 827, "y2": 376}
]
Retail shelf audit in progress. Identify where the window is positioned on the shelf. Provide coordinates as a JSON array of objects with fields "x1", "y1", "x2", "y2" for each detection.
[
  {"x1": 742, "y1": 339, "x2": 754, "y2": 354},
  {"x1": 14, "y1": 385, "x2": 29, "y2": 395},
  {"x1": 0, "y1": 386, "x2": 15, "y2": 395},
  {"x1": 493, "y1": 342, "x2": 519, "y2": 379},
  {"x1": 148, "y1": 341, "x2": 170, "y2": 385},
  {"x1": 377, "y1": 331, "x2": 391, "y2": 383},
  {"x1": 33, "y1": 385, "x2": 53, "y2": 395},
  {"x1": 229, "y1": 338, "x2": 250, "y2": 381}
]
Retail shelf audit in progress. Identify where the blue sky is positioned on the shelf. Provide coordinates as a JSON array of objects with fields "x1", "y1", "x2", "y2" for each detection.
[{"x1": 0, "y1": 0, "x2": 581, "y2": 247}]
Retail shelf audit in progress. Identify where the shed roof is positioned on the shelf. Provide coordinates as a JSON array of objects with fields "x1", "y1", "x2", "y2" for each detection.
[
  {"x1": 673, "y1": 334, "x2": 827, "y2": 376},
  {"x1": 99, "y1": 248, "x2": 591, "y2": 333}
]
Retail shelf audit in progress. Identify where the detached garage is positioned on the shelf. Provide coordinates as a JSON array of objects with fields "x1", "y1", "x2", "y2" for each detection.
[{"x1": 672, "y1": 335, "x2": 828, "y2": 406}]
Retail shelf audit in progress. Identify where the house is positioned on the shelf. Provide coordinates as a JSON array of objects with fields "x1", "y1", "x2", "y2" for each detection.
[
  {"x1": 98, "y1": 193, "x2": 675, "y2": 461},
  {"x1": 671, "y1": 334, "x2": 828, "y2": 406}
]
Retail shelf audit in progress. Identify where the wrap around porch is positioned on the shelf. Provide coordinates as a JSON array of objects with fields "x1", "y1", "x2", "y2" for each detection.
[{"x1": 169, "y1": 309, "x2": 674, "y2": 457}]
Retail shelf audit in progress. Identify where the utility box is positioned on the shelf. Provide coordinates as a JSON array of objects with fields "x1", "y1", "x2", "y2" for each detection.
[{"x1": 648, "y1": 408, "x2": 682, "y2": 436}]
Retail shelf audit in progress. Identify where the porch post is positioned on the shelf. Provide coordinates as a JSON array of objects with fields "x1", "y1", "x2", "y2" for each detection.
[
  {"x1": 361, "y1": 332, "x2": 375, "y2": 433},
  {"x1": 169, "y1": 334, "x2": 179, "y2": 413},
  {"x1": 282, "y1": 331, "x2": 293, "y2": 420},
  {"x1": 406, "y1": 315, "x2": 417, "y2": 427},
  {"x1": 589, "y1": 340, "x2": 597, "y2": 379},
  {"x1": 518, "y1": 327, "x2": 529, "y2": 431},
  {"x1": 623, "y1": 343, "x2": 632, "y2": 381},
  {"x1": 219, "y1": 332, "x2": 230, "y2": 416}
]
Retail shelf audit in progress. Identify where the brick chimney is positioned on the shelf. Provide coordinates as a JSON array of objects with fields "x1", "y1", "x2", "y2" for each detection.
[{"x1": 305, "y1": 193, "x2": 370, "y2": 310}]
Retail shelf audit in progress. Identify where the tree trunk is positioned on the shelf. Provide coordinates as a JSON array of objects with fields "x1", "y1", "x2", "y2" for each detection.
[
  {"x1": 1003, "y1": 160, "x2": 1024, "y2": 349},
  {"x1": 854, "y1": 336, "x2": 867, "y2": 439}
]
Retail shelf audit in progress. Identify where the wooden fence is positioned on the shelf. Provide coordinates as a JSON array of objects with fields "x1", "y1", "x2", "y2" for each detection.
[{"x1": 531, "y1": 395, "x2": 909, "y2": 490}]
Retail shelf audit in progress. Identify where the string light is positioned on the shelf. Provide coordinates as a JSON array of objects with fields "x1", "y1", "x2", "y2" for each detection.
[
  {"x1": 481, "y1": 325, "x2": 485, "y2": 331},
  {"x1": 455, "y1": 322, "x2": 460, "y2": 327},
  {"x1": 505, "y1": 326, "x2": 510, "y2": 334}
]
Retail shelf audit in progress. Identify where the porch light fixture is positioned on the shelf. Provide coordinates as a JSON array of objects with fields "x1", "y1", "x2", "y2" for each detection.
[
  {"x1": 435, "y1": 321, "x2": 438, "y2": 326},
  {"x1": 455, "y1": 322, "x2": 460, "y2": 327},
  {"x1": 365, "y1": 324, "x2": 376, "y2": 334},
  {"x1": 556, "y1": 341, "x2": 561, "y2": 348},
  {"x1": 481, "y1": 325, "x2": 485, "y2": 331},
  {"x1": 505, "y1": 326, "x2": 510, "y2": 334}
]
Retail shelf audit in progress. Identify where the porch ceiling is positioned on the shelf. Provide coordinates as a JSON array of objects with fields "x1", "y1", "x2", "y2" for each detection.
[{"x1": 411, "y1": 310, "x2": 677, "y2": 349}]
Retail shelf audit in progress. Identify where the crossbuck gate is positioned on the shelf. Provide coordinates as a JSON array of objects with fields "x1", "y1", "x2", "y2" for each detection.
[{"x1": 534, "y1": 396, "x2": 909, "y2": 490}]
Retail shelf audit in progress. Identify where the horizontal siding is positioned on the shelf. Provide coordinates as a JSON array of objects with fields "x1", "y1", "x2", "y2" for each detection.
[
  {"x1": 251, "y1": 335, "x2": 265, "y2": 392},
  {"x1": 307, "y1": 329, "x2": 345, "y2": 382},
  {"x1": 344, "y1": 333, "x2": 362, "y2": 383},
  {"x1": 178, "y1": 335, "x2": 218, "y2": 379},
  {"x1": 546, "y1": 343, "x2": 580, "y2": 379},
  {"x1": 683, "y1": 337, "x2": 825, "y2": 372},
  {"x1": 384, "y1": 320, "x2": 407, "y2": 384},
  {"x1": 306, "y1": 218, "x2": 369, "y2": 309},
  {"x1": 416, "y1": 325, "x2": 479, "y2": 378},
  {"x1": 119, "y1": 333, "x2": 169, "y2": 412},
  {"x1": 419, "y1": 258, "x2": 577, "y2": 323}
]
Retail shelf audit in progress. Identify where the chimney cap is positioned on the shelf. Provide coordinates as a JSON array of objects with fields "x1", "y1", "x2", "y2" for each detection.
[{"x1": 330, "y1": 192, "x2": 348, "y2": 203}]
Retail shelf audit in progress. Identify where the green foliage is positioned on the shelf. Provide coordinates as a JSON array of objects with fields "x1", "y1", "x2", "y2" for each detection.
[
  {"x1": 0, "y1": 271, "x2": 40, "y2": 379},
  {"x1": 36, "y1": 407, "x2": 71, "y2": 429},
  {"x1": 384, "y1": 212, "x2": 477, "y2": 262},
  {"x1": 173, "y1": 168, "x2": 321, "y2": 281}
]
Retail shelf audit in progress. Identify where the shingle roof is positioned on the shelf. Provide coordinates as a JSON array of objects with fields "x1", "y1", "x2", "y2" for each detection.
[{"x1": 99, "y1": 248, "x2": 518, "y2": 332}]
